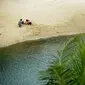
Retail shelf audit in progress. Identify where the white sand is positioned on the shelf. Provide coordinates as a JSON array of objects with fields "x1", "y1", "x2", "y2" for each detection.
[{"x1": 0, "y1": 0, "x2": 85, "y2": 47}]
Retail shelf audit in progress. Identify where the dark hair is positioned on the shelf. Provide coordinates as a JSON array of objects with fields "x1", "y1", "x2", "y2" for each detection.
[
  {"x1": 20, "y1": 19, "x2": 22, "y2": 21},
  {"x1": 26, "y1": 19, "x2": 29, "y2": 21}
]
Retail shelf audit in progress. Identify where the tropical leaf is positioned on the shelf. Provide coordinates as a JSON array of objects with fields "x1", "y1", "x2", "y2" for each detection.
[{"x1": 40, "y1": 34, "x2": 85, "y2": 85}]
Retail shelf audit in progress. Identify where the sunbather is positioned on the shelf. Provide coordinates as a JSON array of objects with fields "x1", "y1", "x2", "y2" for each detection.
[{"x1": 25, "y1": 19, "x2": 32, "y2": 25}]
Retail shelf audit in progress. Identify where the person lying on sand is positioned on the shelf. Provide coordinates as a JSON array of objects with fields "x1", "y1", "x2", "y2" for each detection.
[
  {"x1": 18, "y1": 19, "x2": 32, "y2": 27},
  {"x1": 25, "y1": 19, "x2": 32, "y2": 25}
]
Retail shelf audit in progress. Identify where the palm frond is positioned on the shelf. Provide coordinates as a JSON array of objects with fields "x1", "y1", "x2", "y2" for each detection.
[{"x1": 40, "y1": 34, "x2": 85, "y2": 85}]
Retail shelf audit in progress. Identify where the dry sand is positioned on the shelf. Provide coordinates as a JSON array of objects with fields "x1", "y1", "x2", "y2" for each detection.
[{"x1": 0, "y1": 0, "x2": 85, "y2": 47}]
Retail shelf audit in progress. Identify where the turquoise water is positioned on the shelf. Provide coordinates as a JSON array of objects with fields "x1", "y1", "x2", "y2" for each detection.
[{"x1": 0, "y1": 36, "x2": 73, "y2": 85}]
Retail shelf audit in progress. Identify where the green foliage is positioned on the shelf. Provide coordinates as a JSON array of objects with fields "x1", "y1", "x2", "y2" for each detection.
[{"x1": 40, "y1": 34, "x2": 85, "y2": 85}]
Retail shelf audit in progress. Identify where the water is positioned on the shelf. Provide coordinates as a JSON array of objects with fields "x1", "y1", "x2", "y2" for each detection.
[{"x1": 0, "y1": 36, "x2": 73, "y2": 85}]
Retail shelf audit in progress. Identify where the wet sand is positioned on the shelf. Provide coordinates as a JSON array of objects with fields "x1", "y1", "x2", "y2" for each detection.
[{"x1": 0, "y1": 0, "x2": 85, "y2": 47}]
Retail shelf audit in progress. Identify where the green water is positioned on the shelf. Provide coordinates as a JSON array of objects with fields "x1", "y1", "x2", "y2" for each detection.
[{"x1": 0, "y1": 36, "x2": 74, "y2": 85}]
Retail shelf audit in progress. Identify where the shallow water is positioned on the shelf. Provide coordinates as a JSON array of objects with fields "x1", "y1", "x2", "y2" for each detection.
[{"x1": 0, "y1": 36, "x2": 74, "y2": 85}]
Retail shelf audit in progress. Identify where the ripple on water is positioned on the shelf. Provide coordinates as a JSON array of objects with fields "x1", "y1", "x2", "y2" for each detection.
[{"x1": 0, "y1": 35, "x2": 74, "y2": 85}]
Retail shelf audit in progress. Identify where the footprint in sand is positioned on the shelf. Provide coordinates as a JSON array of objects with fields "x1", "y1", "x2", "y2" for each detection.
[
  {"x1": 0, "y1": 25, "x2": 4, "y2": 28},
  {"x1": 56, "y1": 32, "x2": 59, "y2": 33}
]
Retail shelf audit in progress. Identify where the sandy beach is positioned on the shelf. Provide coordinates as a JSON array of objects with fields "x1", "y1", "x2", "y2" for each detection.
[{"x1": 0, "y1": 0, "x2": 85, "y2": 47}]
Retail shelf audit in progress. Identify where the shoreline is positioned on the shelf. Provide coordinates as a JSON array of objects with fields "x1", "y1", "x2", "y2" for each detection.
[
  {"x1": 0, "y1": 32, "x2": 84, "y2": 48},
  {"x1": 0, "y1": 13, "x2": 85, "y2": 48},
  {"x1": 1, "y1": 0, "x2": 85, "y2": 48}
]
